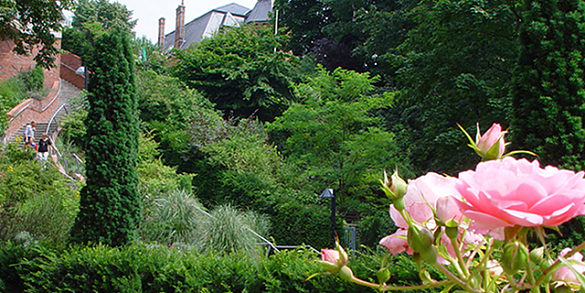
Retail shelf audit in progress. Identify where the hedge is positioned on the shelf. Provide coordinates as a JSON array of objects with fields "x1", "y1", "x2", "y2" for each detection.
[{"x1": 0, "y1": 243, "x2": 437, "y2": 293}]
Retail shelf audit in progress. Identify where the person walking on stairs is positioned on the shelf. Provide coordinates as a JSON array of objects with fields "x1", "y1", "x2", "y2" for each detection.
[
  {"x1": 37, "y1": 133, "x2": 58, "y2": 168},
  {"x1": 24, "y1": 121, "x2": 36, "y2": 148}
]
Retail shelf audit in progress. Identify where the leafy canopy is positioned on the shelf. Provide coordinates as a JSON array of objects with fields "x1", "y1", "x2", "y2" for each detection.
[{"x1": 0, "y1": 0, "x2": 74, "y2": 68}]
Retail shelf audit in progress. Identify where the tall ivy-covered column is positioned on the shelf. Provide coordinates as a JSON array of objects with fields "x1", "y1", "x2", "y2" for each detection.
[
  {"x1": 70, "y1": 27, "x2": 140, "y2": 246},
  {"x1": 511, "y1": 0, "x2": 585, "y2": 170}
]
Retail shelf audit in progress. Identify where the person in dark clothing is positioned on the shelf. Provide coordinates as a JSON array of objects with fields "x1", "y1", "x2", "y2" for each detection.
[{"x1": 37, "y1": 133, "x2": 58, "y2": 167}]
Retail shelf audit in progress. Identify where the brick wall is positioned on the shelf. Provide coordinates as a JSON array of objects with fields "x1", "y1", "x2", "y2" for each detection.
[
  {"x1": 0, "y1": 39, "x2": 61, "y2": 88},
  {"x1": 1, "y1": 37, "x2": 64, "y2": 143},
  {"x1": 60, "y1": 52, "x2": 85, "y2": 90}
]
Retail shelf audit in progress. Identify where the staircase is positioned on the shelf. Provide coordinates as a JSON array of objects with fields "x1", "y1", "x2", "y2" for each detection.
[
  {"x1": 6, "y1": 79, "x2": 79, "y2": 145},
  {"x1": 8, "y1": 122, "x2": 58, "y2": 145}
]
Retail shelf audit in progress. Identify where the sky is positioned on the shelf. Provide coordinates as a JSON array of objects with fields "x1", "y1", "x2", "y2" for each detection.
[{"x1": 113, "y1": 0, "x2": 260, "y2": 43}]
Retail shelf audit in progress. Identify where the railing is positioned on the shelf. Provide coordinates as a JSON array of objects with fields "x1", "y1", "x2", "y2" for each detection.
[
  {"x1": 260, "y1": 244, "x2": 320, "y2": 256},
  {"x1": 46, "y1": 103, "x2": 69, "y2": 136},
  {"x1": 42, "y1": 78, "x2": 62, "y2": 112},
  {"x1": 3, "y1": 79, "x2": 62, "y2": 144}
]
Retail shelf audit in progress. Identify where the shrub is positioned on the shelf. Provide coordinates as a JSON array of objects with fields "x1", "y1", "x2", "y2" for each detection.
[
  {"x1": 0, "y1": 145, "x2": 79, "y2": 247},
  {"x1": 0, "y1": 244, "x2": 435, "y2": 293},
  {"x1": 70, "y1": 27, "x2": 141, "y2": 247}
]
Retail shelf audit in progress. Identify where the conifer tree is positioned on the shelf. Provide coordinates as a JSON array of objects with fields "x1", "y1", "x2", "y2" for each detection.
[
  {"x1": 511, "y1": 0, "x2": 585, "y2": 170},
  {"x1": 69, "y1": 27, "x2": 140, "y2": 246}
]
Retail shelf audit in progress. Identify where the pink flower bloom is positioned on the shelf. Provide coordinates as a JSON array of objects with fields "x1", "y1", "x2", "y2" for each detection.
[
  {"x1": 390, "y1": 172, "x2": 462, "y2": 228},
  {"x1": 455, "y1": 157, "x2": 585, "y2": 229},
  {"x1": 476, "y1": 123, "x2": 505, "y2": 159},
  {"x1": 321, "y1": 249, "x2": 340, "y2": 264},
  {"x1": 487, "y1": 260, "x2": 504, "y2": 278},
  {"x1": 379, "y1": 229, "x2": 412, "y2": 254},
  {"x1": 436, "y1": 196, "x2": 463, "y2": 225},
  {"x1": 552, "y1": 248, "x2": 585, "y2": 289},
  {"x1": 383, "y1": 173, "x2": 470, "y2": 264}
]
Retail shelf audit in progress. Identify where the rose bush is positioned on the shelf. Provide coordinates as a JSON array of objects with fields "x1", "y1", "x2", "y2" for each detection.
[{"x1": 313, "y1": 123, "x2": 585, "y2": 293}]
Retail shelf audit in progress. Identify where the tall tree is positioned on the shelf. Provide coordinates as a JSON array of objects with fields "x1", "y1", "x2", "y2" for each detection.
[
  {"x1": 274, "y1": 0, "x2": 328, "y2": 55},
  {"x1": 0, "y1": 0, "x2": 74, "y2": 67},
  {"x1": 268, "y1": 67, "x2": 409, "y2": 203},
  {"x1": 511, "y1": 0, "x2": 585, "y2": 170},
  {"x1": 62, "y1": 0, "x2": 136, "y2": 64},
  {"x1": 69, "y1": 27, "x2": 140, "y2": 246}
]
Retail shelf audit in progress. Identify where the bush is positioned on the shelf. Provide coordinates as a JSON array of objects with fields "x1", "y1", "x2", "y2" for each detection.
[
  {"x1": 0, "y1": 243, "x2": 436, "y2": 293},
  {"x1": 270, "y1": 198, "x2": 342, "y2": 250},
  {"x1": 19, "y1": 65, "x2": 44, "y2": 92},
  {"x1": 0, "y1": 143, "x2": 80, "y2": 247}
]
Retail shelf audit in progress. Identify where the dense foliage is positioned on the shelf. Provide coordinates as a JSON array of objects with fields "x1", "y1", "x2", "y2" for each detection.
[
  {"x1": 0, "y1": 142, "x2": 79, "y2": 247},
  {"x1": 62, "y1": 0, "x2": 136, "y2": 64},
  {"x1": 69, "y1": 27, "x2": 140, "y2": 246},
  {"x1": 511, "y1": 0, "x2": 585, "y2": 170},
  {"x1": 269, "y1": 67, "x2": 408, "y2": 203},
  {"x1": 172, "y1": 25, "x2": 304, "y2": 121},
  {"x1": 0, "y1": 0, "x2": 74, "y2": 67},
  {"x1": 0, "y1": 243, "x2": 436, "y2": 293}
]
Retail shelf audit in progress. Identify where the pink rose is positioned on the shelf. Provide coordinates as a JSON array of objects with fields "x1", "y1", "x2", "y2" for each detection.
[
  {"x1": 383, "y1": 173, "x2": 466, "y2": 264},
  {"x1": 390, "y1": 172, "x2": 462, "y2": 228},
  {"x1": 436, "y1": 196, "x2": 464, "y2": 225},
  {"x1": 476, "y1": 123, "x2": 506, "y2": 159},
  {"x1": 487, "y1": 260, "x2": 504, "y2": 278},
  {"x1": 379, "y1": 229, "x2": 412, "y2": 254},
  {"x1": 319, "y1": 246, "x2": 349, "y2": 274},
  {"x1": 455, "y1": 157, "x2": 585, "y2": 229},
  {"x1": 552, "y1": 248, "x2": 585, "y2": 289},
  {"x1": 321, "y1": 249, "x2": 340, "y2": 264}
]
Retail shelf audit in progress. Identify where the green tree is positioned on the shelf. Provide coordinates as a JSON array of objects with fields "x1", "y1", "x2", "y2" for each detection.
[
  {"x1": 274, "y1": 0, "x2": 328, "y2": 55},
  {"x1": 511, "y1": 0, "x2": 585, "y2": 170},
  {"x1": 69, "y1": 27, "x2": 140, "y2": 246},
  {"x1": 172, "y1": 25, "x2": 303, "y2": 121},
  {"x1": 390, "y1": 0, "x2": 520, "y2": 174},
  {"x1": 62, "y1": 0, "x2": 136, "y2": 64},
  {"x1": 0, "y1": 0, "x2": 74, "y2": 67},
  {"x1": 268, "y1": 67, "x2": 409, "y2": 203}
]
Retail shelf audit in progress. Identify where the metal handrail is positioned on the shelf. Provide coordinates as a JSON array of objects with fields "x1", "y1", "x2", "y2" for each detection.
[
  {"x1": 7, "y1": 104, "x2": 30, "y2": 123},
  {"x1": 46, "y1": 103, "x2": 69, "y2": 136},
  {"x1": 41, "y1": 78, "x2": 62, "y2": 112}
]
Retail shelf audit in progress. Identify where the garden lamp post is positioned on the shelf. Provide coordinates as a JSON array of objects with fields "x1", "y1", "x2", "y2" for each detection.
[{"x1": 320, "y1": 188, "x2": 335, "y2": 247}]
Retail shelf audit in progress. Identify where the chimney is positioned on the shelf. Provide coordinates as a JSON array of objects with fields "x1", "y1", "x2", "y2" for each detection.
[
  {"x1": 157, "y1": 17, "x2": 165, "y2": 47},
  {"x1": 174, "y1": 0, "x2": 185, "y2": 49}
]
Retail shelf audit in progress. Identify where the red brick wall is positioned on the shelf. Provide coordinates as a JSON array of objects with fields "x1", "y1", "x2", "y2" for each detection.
[
  {"x1": 1, "y1": 37, "x2": 64, "y2": 143},
  {"x1": 0, "y1": 39, "x2": 61, "y2": 88},
  {"x1": 60, "y1": 52, "x2": 85, "y2": 90}
]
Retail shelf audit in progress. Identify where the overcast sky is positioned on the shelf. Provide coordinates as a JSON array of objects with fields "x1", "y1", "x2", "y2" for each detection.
[{"x1": 113, "y1": 0, "x2": 260, "y2": 43}]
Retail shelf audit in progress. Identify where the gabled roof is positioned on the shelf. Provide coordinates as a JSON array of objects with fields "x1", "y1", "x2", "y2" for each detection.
[
  {"x1": 245, "y1": 0, "x2": 273, "y2": 23},
  {"x1": 213, "y1": 3, "x2": 250, "y2": 16},
  {"x1": 162, "y1": 1, "x2": 273, "y2": 50}
]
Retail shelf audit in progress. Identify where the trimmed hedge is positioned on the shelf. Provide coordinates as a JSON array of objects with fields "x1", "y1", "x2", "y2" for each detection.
[{"x1": 0, "y1": 243, "x2": 438, "y2": 293}]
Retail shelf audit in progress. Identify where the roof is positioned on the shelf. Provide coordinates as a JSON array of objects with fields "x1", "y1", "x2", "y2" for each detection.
[
  {"x1": 213, "y1": 3, "x2": 250, "y2": 16},
  {"x1": 245, "y1": 0, "x2": 273, "y2": 23},
  {"x1": 162, "y1": 0, "x2": 273, "y2": 50}
]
